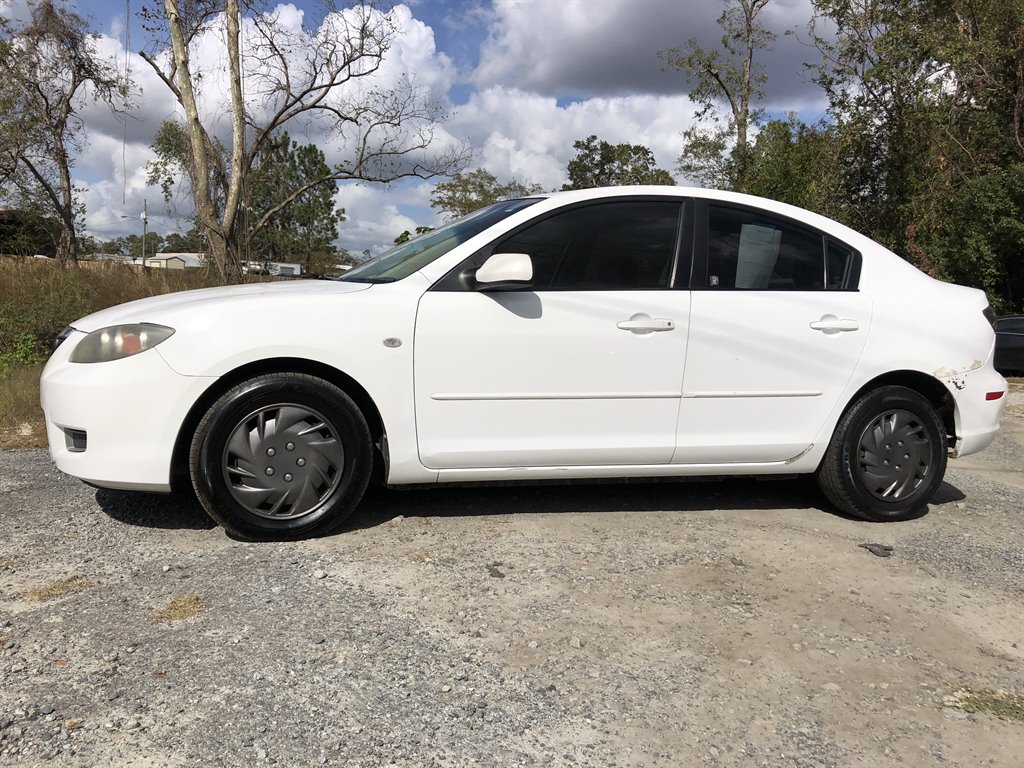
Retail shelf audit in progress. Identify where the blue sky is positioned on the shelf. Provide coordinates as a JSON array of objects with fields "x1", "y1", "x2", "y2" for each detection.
[{"x1": 4, "y1": 0, "x2": 827, "y2": 254}]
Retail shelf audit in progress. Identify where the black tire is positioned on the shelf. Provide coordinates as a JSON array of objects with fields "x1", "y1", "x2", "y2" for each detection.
[
  {"x1": 189, "y1": 373, "x2": 373, "y2": 540},
  {"x1": 816, "y1": 386, "x2": 947, "y2": 522}
]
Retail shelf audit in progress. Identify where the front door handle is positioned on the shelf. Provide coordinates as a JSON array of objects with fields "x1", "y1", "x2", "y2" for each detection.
[
  {"x1": 810, "y1": 315, "x2": 859, "y2": 333},
  {"x1": 617, "y1": 314, "x2": 675, "y2": 334}
]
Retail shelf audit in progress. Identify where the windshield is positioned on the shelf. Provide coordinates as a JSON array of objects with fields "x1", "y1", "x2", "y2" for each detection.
[{"x1": 339, "y1": 198, "x2": 541, "y2": 283}]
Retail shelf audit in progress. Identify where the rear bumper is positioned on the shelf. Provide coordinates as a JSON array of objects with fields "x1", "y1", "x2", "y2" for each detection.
[
  {"x1": 40, "y1": 333, "x2": 216, "y2": 491},
  {"x1": 946, "y1": 364, "x2": 1007, "y2": 458}
]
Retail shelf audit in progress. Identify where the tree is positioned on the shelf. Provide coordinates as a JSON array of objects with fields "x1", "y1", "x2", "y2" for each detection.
[
  {"x1": 0, "y1": 0, "x2": 125, "y2": 264},
  {"x1": 744, "y1": 115, "x2": 844, "y2": 216},
  {"x1": 77, "y1": 234, "x2": 103, "y2": 256},
  {"x1": 430, "y1": 168, "x2": 543, "y2": 220},
  {"x1": 659, "y1": 0, "x2": 775, "y2": 191},
  {"x1": 163, "y1": 224, "x2": 207, "y2": 253},
  {"x1": 97, "y1": 233, "x2": 164, "y2": 261},
  {"x1": 809, "y1": 0, "x2": 937, "y2": 254},
  {"x1": 0, "y1": 208, "x2": 59, "y2": 256},
  {"x1": 139, "y1": 0, "x2": 468, "y2": 281},
  {"x1": 101, "y1": 236, "x2": 129, "y2": 257},
  {"x1": 810, "y1": 0, "x2": 1024, "y2": 309},
  {"x1": 245, "y1": 133, "x2": 345, "y2": 275},
  {"x1": 561, "y1": 136, "x2": 675, "y2": 190}
]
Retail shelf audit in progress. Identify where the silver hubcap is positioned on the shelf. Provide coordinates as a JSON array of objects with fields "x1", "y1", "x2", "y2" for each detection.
[
  {"x1": 856, "y1": 409, "x2": 931, "y2": 501},
  {"x1": 222, "y1": 404, "x2": 344, "y2": 520}
]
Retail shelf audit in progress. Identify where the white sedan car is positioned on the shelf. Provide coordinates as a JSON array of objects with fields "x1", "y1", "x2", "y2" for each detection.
[{"x1": 41, "y1": 187, "x2": 1007, "y2": 539}]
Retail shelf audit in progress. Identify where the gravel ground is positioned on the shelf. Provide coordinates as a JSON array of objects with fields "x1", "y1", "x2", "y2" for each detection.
[{"x1": 1, "y1": 405, "x2": 1022, "y2": 767}]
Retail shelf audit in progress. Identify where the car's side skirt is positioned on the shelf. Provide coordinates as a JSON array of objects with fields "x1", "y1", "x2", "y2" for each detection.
[{"x1": 425, "y1": 454, "x2": 823, "y2": 485}]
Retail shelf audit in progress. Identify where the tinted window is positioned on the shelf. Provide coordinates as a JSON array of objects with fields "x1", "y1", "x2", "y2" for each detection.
[
  {"x1": 495, "y1": 201, "x2": 681, "y2": 290},
  {"x1": 827, "y1": 240, "x2": 857, "y2": 290},
  {"x1": 997, "y1": 317, "x2": 1024, "y2": 332},
  {"x1": 706, "y1": 205, "x2": 825, "y2": 290}
]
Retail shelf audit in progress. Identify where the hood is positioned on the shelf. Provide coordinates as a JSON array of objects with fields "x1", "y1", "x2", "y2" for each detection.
[{"x1": 70, "y1": 279, "x2": 373, "y2": 332}]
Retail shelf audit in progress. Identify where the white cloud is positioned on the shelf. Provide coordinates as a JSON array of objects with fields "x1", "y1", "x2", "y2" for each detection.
[
  {"x1": 475, "y1": 0, "x2": 825, "y2": 109},
  {"x1": 336, "y1": 181, "x2": 430, "y2": 255},
  {"x1": 68, "y1": 2, "x2": 458, "y2": 253},
  {"x1": 26, "y1": 0, "x2": 834, "y2": 257},
  {"x1": 446, "y1": 87, "x2": 700, "y2": 190}
]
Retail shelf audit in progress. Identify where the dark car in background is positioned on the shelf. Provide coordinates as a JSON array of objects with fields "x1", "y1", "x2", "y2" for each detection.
[{"x1": 994, "y1": 315, "x2": 1024, "y2": 375}]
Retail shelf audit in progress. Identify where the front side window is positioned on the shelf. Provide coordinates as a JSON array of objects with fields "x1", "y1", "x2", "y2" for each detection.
[{"x1": 490, "y1": 201, "x2": 682, "y2": 291}]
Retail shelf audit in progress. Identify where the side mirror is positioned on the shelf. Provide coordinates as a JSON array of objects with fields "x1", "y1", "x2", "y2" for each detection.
[{"x1": 473, "y1": 252, "x2": 533, "y2": 291}]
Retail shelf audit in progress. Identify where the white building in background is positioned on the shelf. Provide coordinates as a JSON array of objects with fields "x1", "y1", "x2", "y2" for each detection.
[{"x1": 146, "y1": 252, "x2": 206, "y2": 269}]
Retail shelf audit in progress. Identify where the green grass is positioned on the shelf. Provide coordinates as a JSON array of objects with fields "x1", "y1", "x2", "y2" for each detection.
[{"x1": 944, "y1": 688, "x2": 1024, "y2": 722}]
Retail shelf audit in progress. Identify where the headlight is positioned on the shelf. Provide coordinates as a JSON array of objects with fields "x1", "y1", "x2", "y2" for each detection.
[{"x1": 69, "y1": 323, "x2": 175, "y2": 364}]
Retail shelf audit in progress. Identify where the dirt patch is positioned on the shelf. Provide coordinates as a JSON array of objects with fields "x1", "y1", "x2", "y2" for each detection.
[
  {"x1": 151, "y1": 594, "x2": 203, "y2": 622},
  {"x1": 22, "y1": 576, "x2": 92, "y2": 602}
]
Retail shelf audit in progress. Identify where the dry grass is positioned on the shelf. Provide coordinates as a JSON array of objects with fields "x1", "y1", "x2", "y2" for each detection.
[
  {"x1": 24, "y1": 575, "x2": 92, "y2": 602},
  {"x1": 0, "y1": 257, "x2": 250, "y2": 449},
  {"x1": 152, "y1": 594, "x2": 203, "y2": 622},
  {"x1": 0, "y1": 363, "x2": 46, "y2": 450},
  {"x1": 0, "y1": 257, "x2": 230, "y2": 362},
  {"x1": 944, "y1": 688, "x2": 1024, "y2": 722}
]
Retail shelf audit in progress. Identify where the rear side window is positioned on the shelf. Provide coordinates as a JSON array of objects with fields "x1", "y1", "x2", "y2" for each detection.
[{"x1": 705, "y1": 204, "x2": 857, "y2": 291}]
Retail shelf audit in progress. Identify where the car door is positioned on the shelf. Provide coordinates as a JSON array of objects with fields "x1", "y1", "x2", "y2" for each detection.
[
  {"x1": 414, "y1": 199, "x2": 691, "y2": 470},
  {"x1": 674, "y1": 201, "x2": 872, "y2": 464}
]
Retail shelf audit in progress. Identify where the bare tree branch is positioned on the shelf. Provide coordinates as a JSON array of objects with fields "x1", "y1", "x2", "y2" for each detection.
[{"x1": 143, "y1": 0, "x2": 468, "y2": 280}]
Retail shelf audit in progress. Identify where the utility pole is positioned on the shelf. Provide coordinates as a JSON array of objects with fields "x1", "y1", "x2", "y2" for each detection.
[{"x1": 141, "y1": 198, "x2": 149, "y2": 268}]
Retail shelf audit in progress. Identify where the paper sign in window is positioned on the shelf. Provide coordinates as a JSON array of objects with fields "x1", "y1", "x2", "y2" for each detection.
[{"x1": 735, "y1": 224, "x2": 781, "y2": 289}]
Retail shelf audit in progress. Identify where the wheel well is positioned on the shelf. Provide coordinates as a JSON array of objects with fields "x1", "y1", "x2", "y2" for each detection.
[
  {"x1": 170, "y1": 358, "x2": 386, "y2": 492},
  {"x1": 847, "y1": 371, "x2": 956, "y2": 440}
]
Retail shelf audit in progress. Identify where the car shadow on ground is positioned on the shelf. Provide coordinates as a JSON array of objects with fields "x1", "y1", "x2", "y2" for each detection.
[
  {"x1": 92, "y1": 476, "x2": 968, "y2": 534},
  {"x1": 94, "y1": 487, "x2": 217, "y2": 530},
  {"x1": 350, "y1": 476, "x2": 968, "y2": 531}
]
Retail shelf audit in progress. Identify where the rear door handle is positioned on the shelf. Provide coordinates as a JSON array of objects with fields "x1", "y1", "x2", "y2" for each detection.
[
  {"x1": 617, "y1": 315, "x2": 675, "y2": 334},
  {"x1": 810, "y1": 315, "x2": 859, "y2": 333}
]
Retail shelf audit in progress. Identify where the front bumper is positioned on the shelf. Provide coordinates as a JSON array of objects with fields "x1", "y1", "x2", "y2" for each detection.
[{"x1": 40, "y1": 332, "x2": 217, "y2": 491}]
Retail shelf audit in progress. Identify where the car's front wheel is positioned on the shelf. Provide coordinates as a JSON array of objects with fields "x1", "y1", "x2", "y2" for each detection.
[
  {"x1": 189, "y1": 373, "x2": 373, "y2": 540},
  {"x1": 817, "y1": 385, "x2": 947, "y2": 522}
]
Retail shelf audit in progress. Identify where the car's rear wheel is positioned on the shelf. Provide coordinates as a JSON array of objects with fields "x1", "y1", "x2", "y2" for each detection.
[
  {"x1": 190, "y1": 373, "x2": 373, "y2": 540},
  {"x1": 817, "y1": 386, "x2": 947, "y2": 521}
]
